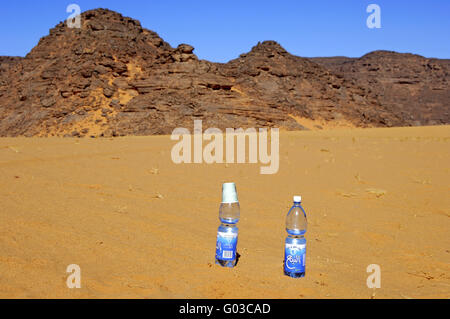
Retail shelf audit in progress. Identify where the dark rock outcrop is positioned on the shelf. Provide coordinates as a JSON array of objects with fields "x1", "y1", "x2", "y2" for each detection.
[
  {"x1": 0, "y1": 9, "x2": 448, "y2": 137},
  {"x1": 312, "y1": 51, "x2": 450, "y2": 126}
]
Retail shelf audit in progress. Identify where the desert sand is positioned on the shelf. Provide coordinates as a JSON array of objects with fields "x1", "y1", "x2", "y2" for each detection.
[{"x1": 0, "y1": 125, "x2": 449, "y2": 299}]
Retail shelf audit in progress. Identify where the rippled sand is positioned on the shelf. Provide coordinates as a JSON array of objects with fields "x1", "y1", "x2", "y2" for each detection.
[{"x1": 0, "y1": 125, "x2": 449, "y2": 298}]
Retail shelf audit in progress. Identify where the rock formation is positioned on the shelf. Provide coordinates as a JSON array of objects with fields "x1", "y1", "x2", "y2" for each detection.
[{"x1": 0, "y1": 9, "x2": 448, "y2": 137}]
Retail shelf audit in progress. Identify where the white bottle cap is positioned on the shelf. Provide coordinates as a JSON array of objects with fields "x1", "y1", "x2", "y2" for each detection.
[
  {"x1": 293, "y1": 195, "x2": 302, "y2": 203},
  {"x1": 222, "y1": 183, "x2": 238, "y2": 203}
]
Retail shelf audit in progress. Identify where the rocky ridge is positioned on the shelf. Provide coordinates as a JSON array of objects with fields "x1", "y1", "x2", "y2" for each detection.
[{"x1": 0, "y1": 9, "x2": 448, "y2": 137}]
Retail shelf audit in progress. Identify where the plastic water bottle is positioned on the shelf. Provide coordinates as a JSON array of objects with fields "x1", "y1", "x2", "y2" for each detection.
[
  {"x1": 215, "y1": 183, "x2": 240, "y2": 268},
  {"x1": 284, "y1": 195, "x2": 307, "y2": 278}
]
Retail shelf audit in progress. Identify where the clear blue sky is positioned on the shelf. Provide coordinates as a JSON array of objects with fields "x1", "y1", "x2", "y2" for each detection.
[{"x1": 0, "y1": 0, "x2": 449, "y2": 62}]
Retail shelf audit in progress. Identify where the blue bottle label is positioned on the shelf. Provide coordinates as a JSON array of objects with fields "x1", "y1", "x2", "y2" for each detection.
[
  {"x1": 284, "y1": 242, "x2": 306, "y2": 273},
  {"x1": 215, "y1": 231, "x2": 238, "y2": 261}
]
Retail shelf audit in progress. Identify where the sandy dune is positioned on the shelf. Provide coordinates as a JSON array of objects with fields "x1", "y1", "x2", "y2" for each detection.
[{"x1": 0, "y1": 126, "x2": 449, "y2": 298}]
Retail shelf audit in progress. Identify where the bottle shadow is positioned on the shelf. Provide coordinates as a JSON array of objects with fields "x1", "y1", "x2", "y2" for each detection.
[{"x1": 235, "y1": 252, "x2": 241, "y2": 266}]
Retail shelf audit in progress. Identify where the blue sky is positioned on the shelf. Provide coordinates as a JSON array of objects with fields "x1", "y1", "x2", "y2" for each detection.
[{"x1": 0, "y1": 0, "x2": 449, "y2": 62}]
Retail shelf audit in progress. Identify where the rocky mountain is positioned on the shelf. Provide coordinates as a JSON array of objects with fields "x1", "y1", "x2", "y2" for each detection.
[
  {"x1": 312, "y1": 51, "x2": 450, "y2": 126},
  {"x1": 0, "y1": 8, "x2": 448, "y2": 137}
]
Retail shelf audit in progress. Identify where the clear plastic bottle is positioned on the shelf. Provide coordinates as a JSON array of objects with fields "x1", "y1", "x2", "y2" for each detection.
[
  {"x1": 284, "y1": 195, "x2": 307, "y2": 278},
  {"x1": 215, "y1": 183, "x2": 240, "y2": 268}
]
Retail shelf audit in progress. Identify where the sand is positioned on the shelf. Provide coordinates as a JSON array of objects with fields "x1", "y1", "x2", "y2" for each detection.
[{"x1": 0, "y1": 125, "x2": 449, "y2": 299}]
